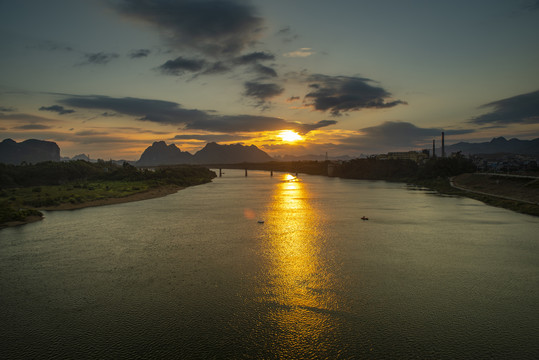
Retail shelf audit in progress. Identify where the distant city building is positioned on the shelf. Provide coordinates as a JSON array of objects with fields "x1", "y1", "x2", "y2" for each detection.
[{"x1": 376, "y1": 150, "x2": 430, "y2": 163}]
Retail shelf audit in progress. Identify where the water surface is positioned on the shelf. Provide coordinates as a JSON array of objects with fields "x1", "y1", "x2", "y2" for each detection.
[{"x1": 1, "y1": 170, "x2": 538, "y2": 358}]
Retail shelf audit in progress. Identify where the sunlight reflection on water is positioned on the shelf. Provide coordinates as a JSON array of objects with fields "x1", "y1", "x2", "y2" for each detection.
[{"x1": 255, "y1": 174, "x2": 344, "y2": 356}]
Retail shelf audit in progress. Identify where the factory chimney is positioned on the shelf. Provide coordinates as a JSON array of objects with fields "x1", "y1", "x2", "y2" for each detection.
[{"x1": 441, "y1": 132, "x2": 445, "y2": 158}]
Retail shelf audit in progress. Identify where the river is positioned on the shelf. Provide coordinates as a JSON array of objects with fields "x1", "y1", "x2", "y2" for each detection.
[{"x1": 1, "y1": 170, "x2": 538, "y2": 359}]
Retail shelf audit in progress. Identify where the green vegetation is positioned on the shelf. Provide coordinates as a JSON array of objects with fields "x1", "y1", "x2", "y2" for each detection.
[{"x1": 0, "y1": 160, "x2": 216, "y2": 227}]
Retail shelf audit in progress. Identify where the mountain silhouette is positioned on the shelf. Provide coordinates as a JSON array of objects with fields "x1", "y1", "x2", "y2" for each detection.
[
  {"x1": 0, "y1": 138, "x2": 61, "y2": 164},
  {"x1": 193, "y1": 142, "x2": 273, "y2": 164},
  {"x1": 444, "y1": 137, "x2": 539, "y2": 155},
  {"x1": 136, "y1": 141, "x2": 194, "y2": 166},
  {"x1": 136, "y1": 141, "x2": 273, "y2": 166}
]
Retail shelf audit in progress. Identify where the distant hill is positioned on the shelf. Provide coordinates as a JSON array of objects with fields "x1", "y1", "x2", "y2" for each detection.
[
  {"x1": 135, "y1": 141, "x2": 274, "y2": 166},
  {"x1": 136, "y1": 141, "x2": 194, "y2": 166},
  {"x1": 193, "y1": 142, "x2": 273, "y2": 164},
  {"x1": 0, "y1": 138, "x2": 61, "y2": 164},
  {"x1": 444, "y1": 137, "x2": 539, "y2": 155}
]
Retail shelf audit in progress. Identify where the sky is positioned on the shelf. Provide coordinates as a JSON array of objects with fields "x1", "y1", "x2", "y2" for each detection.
[{"x1": 1, "y1": 0, "x2": 538, "y2": 160}]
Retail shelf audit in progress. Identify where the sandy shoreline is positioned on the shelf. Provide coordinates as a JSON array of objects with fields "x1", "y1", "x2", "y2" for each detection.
[
  {"x1": 1, "y1": 185, "x2": 184, "y2": 229},
  {"x1": 41, "y1": 184, "x2": 185, "y2": 211}
]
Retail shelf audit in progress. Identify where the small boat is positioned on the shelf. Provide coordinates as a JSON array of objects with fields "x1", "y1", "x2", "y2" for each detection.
[
  {"x1": 361, "y1": 216, "x2": 369, "y2": 220},
  {"x1": 257, "y1": 220, "x2": 265, "y2": 224}
]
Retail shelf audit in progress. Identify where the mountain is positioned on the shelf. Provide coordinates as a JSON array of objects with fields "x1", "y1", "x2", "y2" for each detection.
[
  {"x1": 444, "y1": 137, "x2": 539, "y2": 155},
  {"x1": 193, "y1": 142, "x2": 273, "y2": 164},
  {"x1": 0, "y1": 138, "x2": 61, "y2": 164},
  {"x1": 135, "y1": 141, "x2": 274, "y2": 166},
  {"x1": 136, "y1": 141, "x2": 194, "y2": 166}
]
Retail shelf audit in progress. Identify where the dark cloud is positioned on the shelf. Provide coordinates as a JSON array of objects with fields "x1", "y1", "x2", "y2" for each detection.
[
  {"x1": 158, "y1": 56, "x2": 207, "y2": 75},
  {"x1": 296, "y1": 120, "x2": 337, "y2": 134},
  {"x1": 58, "y1": 94, "x2": 333, "y2": 134},
  {"x1": 0, "y1": 113, "x2": 60, "y2": 123},
  {"x1": 286, "y1": 96, "x2": 300, "y2": 102},
  {"x1": 304, "y1": 74, "x2": 407, "y2": 116},
  {"x1": 200, "y1": 61, "x2": 231, "y2": 75},
  {"x1": 342, "y1": 121, "x2": 474, "y2": 152},
  {"x1": 0, "y1": 106, "x2": 15, "y2": 112},
  {"x1": 276, "y1": 26, "x2": 298, "y2": 43},
  {"x1": 159, "y1": 51, "x2": 275, "y2": 77},
  {"x1": 80, "y1": 52, "x2": 119, "y2": 65},
  {"x1": 172, "y1": 134, "x2": 249, "y2": 142},
  {"x1": 112, "y1": 0, "x2": 264, "y2": 57},
  {"x1": 470, "y1": 89, "x2": 539, "y2": 125},
  {"x1": 39, "y1": 105, "x2": 75, "y2": 115},
  {"x1": 233, "y1": 51, "x2": 275, "y2": 65},
  {"x1": 30, "y1": 39, "x2": 74, "y2": 52},
  {"x1": 251, "y1": 64, "x2": 278, "y2": 78},
  {"x1": 129, "y1": 49, "x2": 151, "y2": 58},
  {"x1": 74, "y1": 130, "x2": 109, "y2": 136},
  {"x1": 12, "y1": 124, "x2": 52, "y2": 130},
  {"x1": 60, "y1": 95, "x2": 208, "y2": 124},
  {"x1": 243, "y1": 82, "x2": 284, "y2": 104}
]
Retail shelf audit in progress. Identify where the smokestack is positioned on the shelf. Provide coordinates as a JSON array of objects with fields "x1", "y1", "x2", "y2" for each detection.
[
  {"x1": 442, "y1": 132, "x2": 445, "y2": 157},
  {"x1": 432, "y1": 139, "x2": 436, "y2": 157}
]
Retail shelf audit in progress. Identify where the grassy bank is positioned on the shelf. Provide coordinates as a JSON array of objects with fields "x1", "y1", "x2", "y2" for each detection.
[
  {"x1": 413, "y1": 175, "x2": 539, "y2": 217},
  {"x1": 0, "y1": 162, "x2": 216, "y2": 228}
]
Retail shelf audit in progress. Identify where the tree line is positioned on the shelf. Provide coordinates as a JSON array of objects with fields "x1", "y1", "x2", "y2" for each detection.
[{"x1": 0, "y1": 160, "x2": 216, "y2": 188}]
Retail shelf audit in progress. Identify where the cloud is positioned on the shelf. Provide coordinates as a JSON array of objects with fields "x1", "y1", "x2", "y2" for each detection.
[
  {"x1": 304, "y1": 74, "x2": 407, "y2": 116},
  {"x1": 243, "y1": 82, "x2": 284, "y2": 104},
  {"x1": 340, "y1": 121, "x2": 474, "y2": 152},
  {"x1": 158, "y1": 56, "x2": 207, "y2": 75},
  {"x1": 12, "y1": 124, "x2": 52, "y2": 130},
  {"x1": 276, "y1": 26, "x2": 298, "y2": 43},
  {"x1": 112, "y1": 0, "x2": 264, "y2": 57},
  {"x1": 39, "y1": 105, "x2": 75, "y2": 115},
  {"x1": 0, "y1": 106, "x2": 15, "y2": 112},
  {"x1": 251, "y1": 64, "x2": 278, "y2": 78},
  {"x1": 470, "y1": 89, "x2": 539, "y2": 125},
  {"x1": 283, "y1": 48, "x2": 314, "y2": 58},
  {"x1": 287, "y1": 96, "x2": 300, "y2": 102},
  {"x1": 60, "y1": 95, "x2": 208, "y2": 124},
  {"x1": 29, "y1": 39, "x2": 74, "y2": 52},
  {"x1": 129, "y1": 49, "x2": 151, "y2": 58},
  {"x1": 296, "y1": 120, "x2": 337, "y2": 134},
  {"x1": 159, "y1": 51, "x2": 276, "y2": 77},
  {"x1": 58, "y1": 94, "x2": 334, "y2": 134},
  {"x1": 80, "y1": 52, "x2": 119, "y2": 65},
  {"x1": 172, "y1": 134, "x2": 250, "y2": 142},
  {"x1": 0, "y1": 113, "x2": 60, "y2": 123},
  {"x1": 233, "y1": 51, "x2": 275, "y2": 65},
  {"x1": 74, "y1": 130, "x2": 109, "y2": 136},
  {"x1": 200, "y1": 61, "x2": 231, "y2": 75}
]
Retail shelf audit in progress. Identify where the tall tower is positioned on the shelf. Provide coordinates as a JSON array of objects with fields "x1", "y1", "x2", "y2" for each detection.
[
  {"x1": 432, "y1": 139, "x2": 436, "y2": 157},
  {"x1": 441, "y1": 132, "x2": 445, "y2": 158}
]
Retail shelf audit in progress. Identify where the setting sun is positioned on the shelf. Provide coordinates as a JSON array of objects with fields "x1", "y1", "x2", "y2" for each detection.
[{"x1": 278, "y1": 130, "x2": 303, "y2": 142}]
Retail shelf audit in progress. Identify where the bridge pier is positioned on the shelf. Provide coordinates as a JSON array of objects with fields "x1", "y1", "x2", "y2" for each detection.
[
  {"x1": 245, "y1": 169, "x2": 248, "y2": 177},
  {"x1": 270, "y1": 170, "x2": 273, "y2": 177},
  {"x1": 219, "y1": 168, "x2": 222, "y2": 177}
]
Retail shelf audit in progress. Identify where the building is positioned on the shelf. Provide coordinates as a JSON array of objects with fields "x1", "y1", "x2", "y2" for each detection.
[{"x1": 376, "y1": 150, "x2": 430, "y2": 164}]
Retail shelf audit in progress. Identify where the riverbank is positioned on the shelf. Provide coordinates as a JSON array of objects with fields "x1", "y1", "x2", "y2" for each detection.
[
  {"x1": 0, "y1": 184, "x2": 186, "y2": 229},
  {"x1": 40, "y1": 184, "x2": 184, "y2": 211},
  {"x1": 0, "y1": 162, "x2": 217, "y2": 229},
  {"x1": 416, "y1": 173, "x2": 539, "y2": 217}
]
